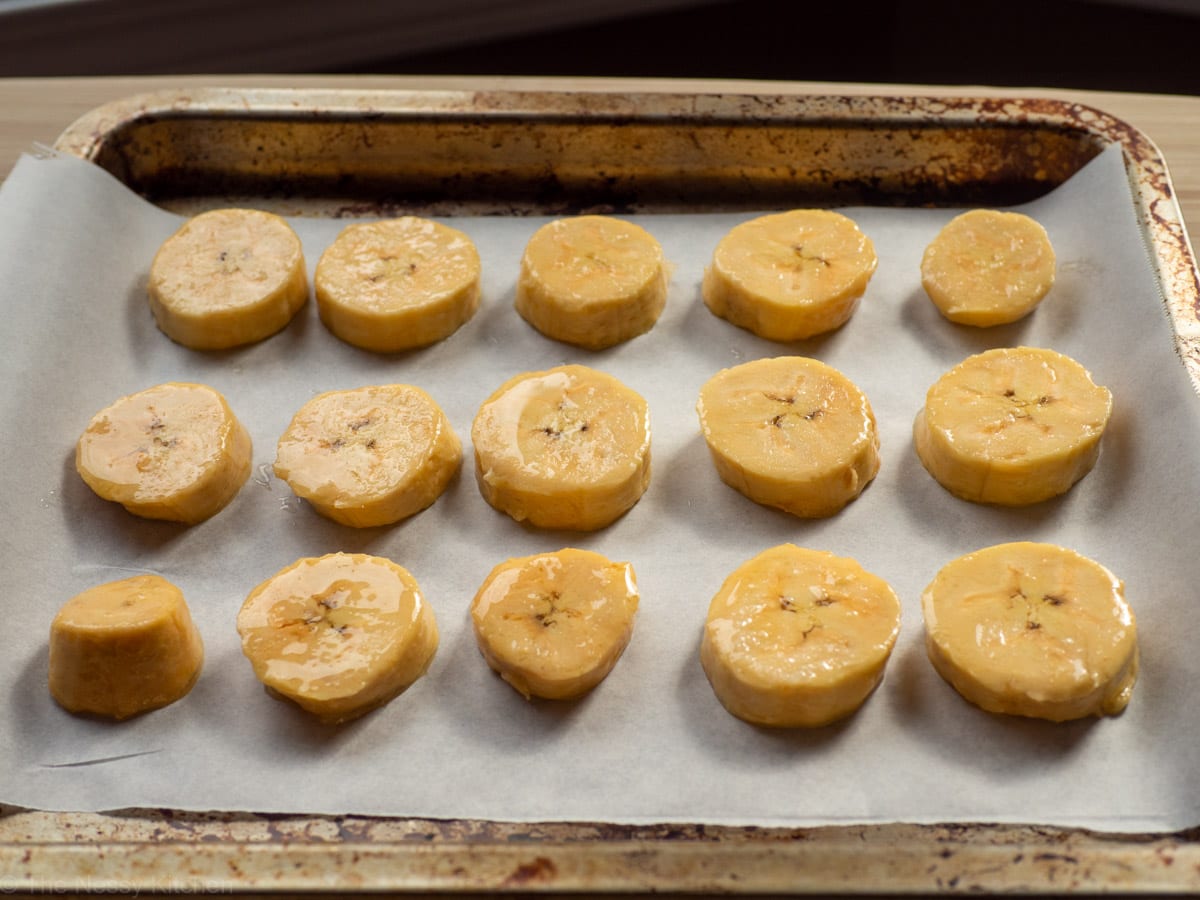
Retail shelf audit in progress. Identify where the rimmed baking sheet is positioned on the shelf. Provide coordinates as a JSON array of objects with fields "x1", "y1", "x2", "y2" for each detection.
[{"x1": 2, "y1": 88, "x2": 1200, "y2": 894}]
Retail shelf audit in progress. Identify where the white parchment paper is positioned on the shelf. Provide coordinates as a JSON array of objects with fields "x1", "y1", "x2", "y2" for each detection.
[{"x1": 1, "y1": 145, "x2": 1198, "y2": 830}]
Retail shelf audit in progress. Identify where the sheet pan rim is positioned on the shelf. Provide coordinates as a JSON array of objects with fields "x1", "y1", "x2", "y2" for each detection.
[{"x1": 13, "y1": 84, "x2": 1198, "y2": 895}]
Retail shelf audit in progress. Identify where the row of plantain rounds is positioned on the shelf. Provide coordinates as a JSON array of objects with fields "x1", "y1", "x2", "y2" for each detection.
[
  {"x1": 47, "y1": 540, "x2": 1138, "y2": 729},
  {"x1": 74, "y1": 345, "x2": 1113, "y2": 533},
  {"x1": 146, "y1": 207, "x2": 1056, "y2": 354}
]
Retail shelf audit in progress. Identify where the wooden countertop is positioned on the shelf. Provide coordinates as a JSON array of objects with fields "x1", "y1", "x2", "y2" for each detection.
[{"x1": 2, "y1": 73, "x2": 1198, "y2": 234}]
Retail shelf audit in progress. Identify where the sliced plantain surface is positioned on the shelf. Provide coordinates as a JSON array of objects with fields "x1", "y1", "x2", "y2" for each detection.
[
  {"x1": 49, "y1": 574, "x2": 204, "y2": 720},
  {"x1": 913, "y1": 346, "x2": 1112, "y2": 506},
  {"x1": 515, "y1": 215, "x2": 668, "y2": 349},
  {"x1": 315, "y1": 217, "x2": 481, "y2": 352},
  {"x1": 697, "y1": 356, "x2": 880, "y2": 517},
  {"x1": 471, "y1": 364, "x2": 651, "y2": 531},
  {"x1": 471, "y1": 548, "x2": 639, "y2": 700},
  {"x1": 701, "y1": 544, "x2": 901, "y2": 727},
  {"x1": 922, "y1": 542, "x2": 1138, "y2": 721},
  {"x1": 76, "y1": 381, "x2": 252, "y2": 524},
  {"x1": 702, "y1": 209, "x2": 877, "y2": 342},
  {"x1": 274, "y1": 384, "x2": 461, "y2": 528},
  {"x1": 237, "y1": 553, "x2": 439, "y2": 725},
  {"x1": 921, "y1": 209, "x2": 1056, "y2": 326},
  {"x1": 148, "y1": 208, "x2": 308, "y2": 350}
]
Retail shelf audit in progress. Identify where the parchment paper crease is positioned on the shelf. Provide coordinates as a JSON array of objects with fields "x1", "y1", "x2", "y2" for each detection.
[{"x1": 1, "y1": 145, "x2": 1197, "y2": 831}]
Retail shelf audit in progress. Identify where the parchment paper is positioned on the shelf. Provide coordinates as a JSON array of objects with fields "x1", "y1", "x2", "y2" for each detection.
[{"x1": 1, "y1": 145, "x2": 1198, "y2": 831}]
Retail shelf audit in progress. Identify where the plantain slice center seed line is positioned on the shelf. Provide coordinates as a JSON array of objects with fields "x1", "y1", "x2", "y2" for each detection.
[
  {"x1": 777, "y1": 594, "x2": 831, "y2": 642},
  {"x1": 768, "y1": 406, "x2": 825, "y2": 429},
  {"x1": 214, "y1": 243, "x2": 257, "y2": 277},
  {"x1": 577, "y1": 251, "x2": 617, "y2": 276},
  {"x1": 528, "y1": 591, "x2": 586, "y2": 629},
  {"x1": 364, "y1": 253, "x2": 425, "y2": 286},
  {"x1": 788, "y1": 243, "x2": 832, "y2": 271},
  {"x1": 534, "y1": 410, "x2": 591, "y2": 442}
]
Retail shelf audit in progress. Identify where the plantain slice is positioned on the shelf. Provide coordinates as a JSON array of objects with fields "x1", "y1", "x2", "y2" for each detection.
[
  {"x1": 471, "y1": 365, "x2": 651, "y2": 531},
  {"x1": 701, "y1": 544, "x2": 901, "y2": 727},
  {"x1": 922, "y1": 542, "x2": 1138, "y2": 721},
  {"x1": 515, "y1": 215, "x2": 668, "y2": 349},
  {"x1": 76, "y1": 382, "x2": 252, "y2": 525},
  {"x1": 49, "y1": 574, "x2": 204, "y2": 720},
  {"x1": 697, "y1": 356, "x2": 880, "y2": 518},
  {"x1": 148, "y1": 208, "x2": 308, "y2": 350},
  {"x1": 237, "y1": 553, "x2": 439, "y2": 725},
  {"x1": 471, "y1": 547, "x2": 639, "y2": 700},
  {"x1": 702, "y1": 210, "x2": 877, "y2": 342},
  {"x1": 921, "y1": 209, "x2": 1056, "y2": 326},
  {"x1": 274, "y1": 384, "x2": 461, "y2": 528},
  {"x1": 314, "y1": 217, "x2": 481, "y2": 352},
  {"x1": 913, "y1": 346, "x2": 1112, "y2": 506}
]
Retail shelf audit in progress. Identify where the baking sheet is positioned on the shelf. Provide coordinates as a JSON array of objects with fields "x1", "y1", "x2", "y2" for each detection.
[{"x1": 0, "y1": 144, "x2": 1197, "y2": 831}]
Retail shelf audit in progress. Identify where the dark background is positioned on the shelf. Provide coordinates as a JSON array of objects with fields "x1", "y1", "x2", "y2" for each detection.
[
  {"x1": 0, "y1": 0, "x2": 1198, "y2": 95},
  {"x1": 360, "y1": 0, "x2": 1199, "y2": 95}
]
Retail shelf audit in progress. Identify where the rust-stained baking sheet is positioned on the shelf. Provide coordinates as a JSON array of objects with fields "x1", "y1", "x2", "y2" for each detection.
[{"x1": 2, "y1": 87, "x2": 1200, "y2": 896}]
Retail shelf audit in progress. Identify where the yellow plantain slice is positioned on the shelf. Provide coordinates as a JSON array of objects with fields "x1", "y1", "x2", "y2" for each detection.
[
  {"x1": 314, "y1": 217, "x2": 481, "y2": 352},
  {"x1": 273, "y1": 384, "x2": 462, "y2": 528},
  {"x1": 75, "y1": 382, "x2": 252, "y2": 525},
  {"x1": 148, "y1": 208, "x2": 308, "y2": 350},
  {"x1": 922, "y1": 542, "x2": 1138, "y2": 721},
  {"x1": 697, "y1": 356, "x2": 880, "y2": 518},
  {"x1": 913, "y1": 346, "x2": 1112, "y2": 506},
  {"x1": 515, "y1": 215, "x2": 668, "y2": 349},
  {"x1": 471, "y1": 365, "x2": 651, "y2": 531},
  {"x1": 49, "y1": 574, "x2": 204, "y2": 720},
  {"x1": 702, "y1": 209, "x2": 877, "y2": 342},
  {"x1": 471, "y1": 548, "x2": 639, "y2": 700},
  {"x1": 237, "y1": 553, "x2": 439, "y2": 725},
  {"x1": 701, "y1": 544, "x2": 901, "y2": 728},
  {"x1": 921, "y1": 209, "x2": 1056, "y2": 326}
]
